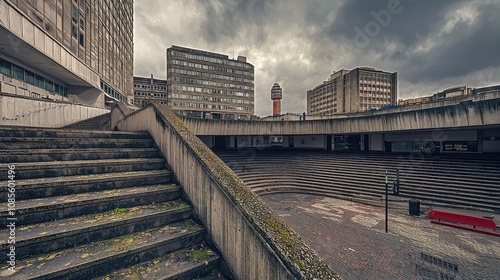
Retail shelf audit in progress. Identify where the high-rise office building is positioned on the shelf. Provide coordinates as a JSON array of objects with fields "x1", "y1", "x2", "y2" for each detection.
[
  {"x1": 0, "y1": 0, "x2": 133, "y2": 107},
  {"x1": 133, "y1": 74, "x2": 167, "y2": 108},
  {"x1": 166, "y1": 45, "x2": 254, "y2": 120},
  {"x1": 307, "y1": 67, "x2": 397, "y2": 115}
]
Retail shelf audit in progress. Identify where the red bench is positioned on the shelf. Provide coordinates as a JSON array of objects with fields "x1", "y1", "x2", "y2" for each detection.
[{"x1": 428, "y1": 210, "x2": 499, "y2": 237}]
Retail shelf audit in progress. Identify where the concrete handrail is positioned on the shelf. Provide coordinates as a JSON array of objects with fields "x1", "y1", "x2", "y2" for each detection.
[
  {"x1": 0, "y1": 92, "x2": 109, "y2": 127},
  {"x1": 110, "y1": 101, "x2": 135, "y2": 129},
  {"x1": 114, "y1": 103, "x2": 340, "y2": 280}
]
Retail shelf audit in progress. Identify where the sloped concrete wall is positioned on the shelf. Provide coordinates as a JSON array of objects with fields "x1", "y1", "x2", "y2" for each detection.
[
  {"x1": 115, "y1": 103, "x2": 339, "y2": 280},
  {"x1": 0, "y1": 93, "x2": 109, "y2": 127},
  {"x1": 182, "y1": 97, "x2": 500, "y2": 136}
]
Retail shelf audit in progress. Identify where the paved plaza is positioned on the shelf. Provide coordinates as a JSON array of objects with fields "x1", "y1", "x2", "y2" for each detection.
[{"x1": 262, "y1": 193, "x2": 500, "y2": 280}]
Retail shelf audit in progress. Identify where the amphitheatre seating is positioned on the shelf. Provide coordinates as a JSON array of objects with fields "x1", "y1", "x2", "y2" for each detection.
[
  {"x1": 215, "y1": 150, "x2": 500, "y2": 213},
  {"x1": 428, "y1": 210, "x2": 499, "y2": 237}
]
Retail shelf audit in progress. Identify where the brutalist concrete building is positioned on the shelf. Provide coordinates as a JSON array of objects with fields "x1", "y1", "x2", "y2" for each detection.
[
  {"x1": 166, "y1": 45, "x2": 254, "y2": 120},
  {"x1": 0, "y1": 0, "x2": 134, "y2": 108},
  {"x1": 133, "y1": 74, "x2": 168, "y2": 108},
  {"x1": 307, "y1": 67, "x2": 397, "y2": 115}
]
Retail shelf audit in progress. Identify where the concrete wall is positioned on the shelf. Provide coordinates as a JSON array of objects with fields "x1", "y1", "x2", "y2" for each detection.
[
  {"x1": 370, "y1": 134, "x2": 384, "y2": 151},
  {"x1": 483, "y1": 129, "x2": 500, "y2": 153},
  {"x1": 0, "y1": 74, "x2": 68, "y2": 101},
  {"x1": 198, "y1": 136, "x2": 214, "y2": 148},
  {"x1": 0, "y1": 93, "x2": 109, "y2": 127},
  {"x1": 110, "y1": 102, "x2": 136, "y2": 130},
  {"x1": 293, "y1": 135, "x2": 326, "y2": 149},
  {"x1": 385, "y1": 130, "x2": 477, "y2": 142},
  {"x1": 234, "y1": 136, "x2": 270, "y2": 148},
  {"x1": 182, "y1": 96, "x2": 500, "y2": 136},
  {"x1": 115, "y1": 103, "x2": 339, "y2": 280}
]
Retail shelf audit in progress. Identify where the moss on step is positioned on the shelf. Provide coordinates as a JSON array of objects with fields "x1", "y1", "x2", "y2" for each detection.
[{"x1": 109, "y1": 208, "x2": 128, "y2": 215}]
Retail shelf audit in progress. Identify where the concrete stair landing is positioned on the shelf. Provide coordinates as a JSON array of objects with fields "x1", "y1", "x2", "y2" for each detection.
[{"x1": 0, "y1": 127, "x2": 224, "y2": 279}]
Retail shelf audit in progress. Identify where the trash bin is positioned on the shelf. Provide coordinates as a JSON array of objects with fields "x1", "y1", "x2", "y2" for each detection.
[{"x1": 409, "y1": 199, "x2": 420, "y2": 216}]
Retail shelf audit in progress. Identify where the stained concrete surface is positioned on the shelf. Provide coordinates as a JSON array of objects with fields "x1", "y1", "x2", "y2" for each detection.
[{"x1": 263, "y1": 193, "x2": 500, "y2": 280}]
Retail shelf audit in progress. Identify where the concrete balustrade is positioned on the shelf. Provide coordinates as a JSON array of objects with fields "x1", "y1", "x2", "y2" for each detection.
[
  {"x1": 0, "y1": 93, "x2": 109, "y2": 127},
  {"x1": 181, "y1": 94, "x2": 500, "y2": 136},
  {"x1": 114, "y1": 103, "x2": 339, "y2": 280}
]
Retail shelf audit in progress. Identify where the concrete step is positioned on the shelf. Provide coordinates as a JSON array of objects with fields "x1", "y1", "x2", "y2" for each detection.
[
  {"x1": 0, "y1": 148, "x2": 161, "y2": 164},
  {"x1": 0, "y1": 126, "x2": 150, "y2": 139},
  {"x1": 0, "y1": 137, "x2": 155, "y2": 149},
  {"x1": 0, "y1": 184, "x2": 181, "y2": 224},
  {"x1": 10, "y1": 158, "x2": 167, "y2": 180},
  {"x1": 0, "y1": 170, "x2": 173, "y2": 200},
  {"x1": 0, "y1": 219, "x2": 206, "y2": 280},
  {"x1": 0, "y1": 200, "x2": 192, "y2": 263},
  {"x1": 94, "y1": 243, "x2": 222, "y2": 280}
]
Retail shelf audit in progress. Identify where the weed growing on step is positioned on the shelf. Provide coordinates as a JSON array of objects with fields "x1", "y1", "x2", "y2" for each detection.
[
  {"x1": 186, "y1": 248, "x2": 213, "y2": 262},
  {"x1": 109, "y1": 208, "x2": 128, "y2": 215}
]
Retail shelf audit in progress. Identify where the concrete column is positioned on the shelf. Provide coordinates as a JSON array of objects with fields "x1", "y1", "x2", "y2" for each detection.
[{"x1": 477, "y1": 130, "x2": 483, "y2": 154}]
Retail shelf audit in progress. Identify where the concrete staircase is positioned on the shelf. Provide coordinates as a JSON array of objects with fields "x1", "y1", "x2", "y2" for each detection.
[
  {"x1": 62, "y1": 113, "x2": 111, "y2": 130},
  {"x1": 0, "y1": 127, "x2": 224, "y2": 279}
]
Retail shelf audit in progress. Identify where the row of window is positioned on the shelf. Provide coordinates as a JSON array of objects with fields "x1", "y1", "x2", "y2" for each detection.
[
  {"x1": 71, "y1": 4, "x2": 86, "y2": 47},
  {"x1": 359, "y1": 98, "x2": 390, "y2": 104},
  {"x1": 360, "y1": 87, "x2": 392, "y2": 92},
  {"x1": 170, "y1": 77, "x2": 254, "y2": 91},
  {"x1": 171, "y1": 59, "x2": 254, "y2": 77},
  {"x1": 359, "y1": 73, "x2": 392, "y2": 79},
  {"x1": 133, "y1": 84, "x2": 167, "y2": 90},
  {"x1": 360, "y1": 93, "x2": 392, "y2": 98},
  {"x1": 133, "y1": 100, "x2": 168, "y2": 107},
  {"x1": 134, "y1": 92, "x2": 167, "y2": 98},
  {"x1": 178, "y1": 110, "x2": 249, "y2": 120},
  {"x1": 360, "y1": 80, "x2": 392, "y2": 86},
  {"x1": 0, "y1": 59, "x2": 68, "y2": 97},
  {"x1": 170, "y1": 51, "x2": 253, "y2": 69},
  {"x1": 170, "y1": 93, "x2": 254, "y2": 104},
  {"x1": 170, "y1": 102, "x2": 253, "y2": 111},
  {"x1": 168, "y1": 68, "x2": 253, "y2": 84},
  {"x1": 100, "y1": 81, "x2": 127, "y2": 103},
  {"x1": 171, "y1": 85, "x2": 252, "y2": 98}
]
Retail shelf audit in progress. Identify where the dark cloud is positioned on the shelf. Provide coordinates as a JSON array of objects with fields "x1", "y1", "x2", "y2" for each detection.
[
  {"x1": 328, "y1": 0, "x2": 463, "y2": 48},
  {"x1": 407, "y1": 2, "x2": 500, "y2": 82},
  {"x1": 133, "y1": 0, "x2": 500, "y2": 115}
]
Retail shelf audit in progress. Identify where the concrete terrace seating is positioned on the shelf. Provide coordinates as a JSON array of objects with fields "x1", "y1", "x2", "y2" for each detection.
[
  {"x1": 0, "y1": 126, "x2": 224, "y2": 279},
  {"x1": 215, "y1": 150, "x2": 500, "y2": 213}
]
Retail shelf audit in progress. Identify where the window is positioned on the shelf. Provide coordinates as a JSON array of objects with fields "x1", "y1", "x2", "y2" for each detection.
[
  {"x1": 79, "y1": 33, "x2": 84, "y2": 46},
  {"x1": 72, "y1": 24, "x2": 78, "y2": 38},
  {"x1": 25, "y1": 71, "x2": 34, "y2": 84},
  {"x1": 79, "y1": 15, "x2": 85, "y2": 29},
  {"x1": 45, "y1": 80, "x2": 54, "y2": 92},
  {"x1": 35, "y1": 75, "x2": 44, "y2": 88},
  {"x1": 0, "y1": 60, "x2": 11, "y2": 76},
  {"x1": 12, "y1": 64, "x2": 24, "y2": 80},
  {"x1": 72, "y1": 6, "x2": 78, "y2": 23}
]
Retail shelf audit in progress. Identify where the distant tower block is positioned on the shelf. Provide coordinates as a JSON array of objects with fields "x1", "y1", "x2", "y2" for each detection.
[{"x1": 271, "y1": 83, "x2": 283, "y2": 115}]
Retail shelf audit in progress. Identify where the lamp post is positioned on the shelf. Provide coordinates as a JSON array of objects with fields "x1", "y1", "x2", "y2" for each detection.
[{"x1": 385, "y1": 170, "x2": 388, "y2": 233}]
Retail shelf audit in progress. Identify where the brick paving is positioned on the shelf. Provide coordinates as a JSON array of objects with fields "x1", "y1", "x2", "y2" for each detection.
[{"x1": 262, "y1": 194, "x2": 500, "y2": 280}]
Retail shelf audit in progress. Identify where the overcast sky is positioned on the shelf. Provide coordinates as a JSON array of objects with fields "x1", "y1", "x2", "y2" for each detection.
[{"x1": 133, "y1": 0, "x2": 500, "y2": 116}]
